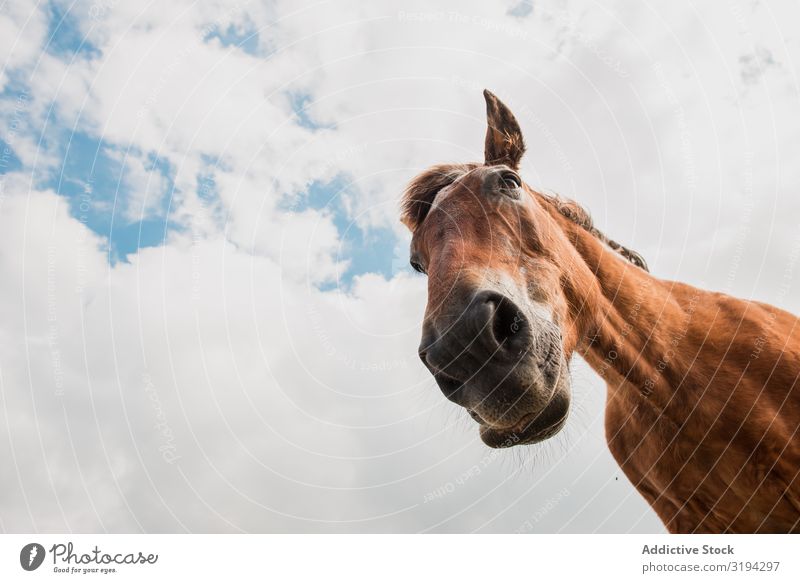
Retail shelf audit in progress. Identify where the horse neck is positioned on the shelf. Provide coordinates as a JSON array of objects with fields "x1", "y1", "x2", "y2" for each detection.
[{"x1": 544, "y1": 204, "x2": 693, "y2": 408}]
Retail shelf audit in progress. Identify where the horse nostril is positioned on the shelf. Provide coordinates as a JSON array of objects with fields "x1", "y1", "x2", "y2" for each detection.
[{"x1": 484, "y1": 293, "x2": 528, "y2": 347}]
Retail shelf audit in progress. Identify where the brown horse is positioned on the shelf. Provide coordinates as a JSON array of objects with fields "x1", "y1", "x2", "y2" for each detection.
[{"x1": 401, "y1": 90, "x2": 800, "y2": 533}]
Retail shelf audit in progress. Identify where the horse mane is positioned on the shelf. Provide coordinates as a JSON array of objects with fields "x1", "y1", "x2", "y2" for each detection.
[
  {"x1": 541, "y1": 194, "x2": 649, "y2": 272},
  {"x1": 401, "y1": 163, "x2": 648, "y2": 272}
]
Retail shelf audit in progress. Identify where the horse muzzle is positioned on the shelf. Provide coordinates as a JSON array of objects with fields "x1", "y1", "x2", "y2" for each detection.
[{"x1": 418, "y1": 289, "x2": 571, "y2": 447}]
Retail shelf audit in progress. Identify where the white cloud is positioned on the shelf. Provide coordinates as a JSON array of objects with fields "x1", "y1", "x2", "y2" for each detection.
[
  {"x1": 0, "y1": 0, "x2": 49, "y2": 92},
  {"x1": 116, "y1": 151, "x2": 170, "y2": 222}
]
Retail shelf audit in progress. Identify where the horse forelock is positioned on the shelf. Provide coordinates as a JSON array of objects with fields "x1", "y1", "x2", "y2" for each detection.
[{"x1": 400, "y1": 163, "x2": 477, "y2": 230}]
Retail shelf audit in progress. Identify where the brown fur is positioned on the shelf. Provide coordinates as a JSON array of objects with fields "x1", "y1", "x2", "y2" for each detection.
[{"x1": 401, "y1": 91, "x2": 800, "y2": 533}]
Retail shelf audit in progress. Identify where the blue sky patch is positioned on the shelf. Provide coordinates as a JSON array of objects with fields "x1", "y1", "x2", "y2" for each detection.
[
  {"x1": 204, "y1": 22, "x2": 260, "y2": 55},
  {"x1": 46, "y1": 1, "x2": 100, "y2": 59},
  {"x1": 302, "y1": 178, "x2": 413, "y2": 289},
  {"x1": 507, "y1": 1, "x2": 534, "y2": 18},
  {"x1": 0, "y1": 139, "x2": 22, "y2": 174},
  {"x1": 51, "y1": 131, "x2": 172, "y2": 263},
  {"x1": 288, "y1": 92, "x2": 332, "y2": 131}
]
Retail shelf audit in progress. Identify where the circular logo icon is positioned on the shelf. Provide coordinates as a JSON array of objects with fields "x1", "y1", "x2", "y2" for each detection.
[{"x1": 20, "y1": 543, "x2": 46, "y2": 571}]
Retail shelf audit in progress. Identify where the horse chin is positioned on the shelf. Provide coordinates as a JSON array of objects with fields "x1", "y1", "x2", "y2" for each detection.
[{"x1": 477, "y1": 387, "x2": 571, "y2": 448}]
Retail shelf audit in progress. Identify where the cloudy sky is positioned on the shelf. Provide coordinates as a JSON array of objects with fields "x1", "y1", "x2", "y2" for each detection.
[{"x1": 1, "y1": 0, "x2": 799, "y2": 533}]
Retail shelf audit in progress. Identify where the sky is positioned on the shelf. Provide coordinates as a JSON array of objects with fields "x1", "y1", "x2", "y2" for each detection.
[{"x1": 1, "y1": 0, "x2": 799, "y2": 533}]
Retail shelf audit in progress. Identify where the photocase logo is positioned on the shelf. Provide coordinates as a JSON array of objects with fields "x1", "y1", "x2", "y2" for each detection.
[{"x1": 20, "y1": 543, "x2": 46, "y2": 571}]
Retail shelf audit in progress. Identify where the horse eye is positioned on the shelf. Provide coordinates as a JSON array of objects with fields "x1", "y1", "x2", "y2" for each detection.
[
  {"x1": 410, "y1": 259, "x2": 426, "y2": 274},
  {"x1": 501, "y1": 172, "x2": 521, "y2": 189}
]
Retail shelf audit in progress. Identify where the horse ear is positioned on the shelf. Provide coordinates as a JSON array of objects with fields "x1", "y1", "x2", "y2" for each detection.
[{"x1": 483, "y1": 89, "x2": 525, "y2": 170}]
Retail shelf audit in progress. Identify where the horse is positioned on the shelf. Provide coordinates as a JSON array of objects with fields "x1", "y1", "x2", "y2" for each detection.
[{"x1": 400, "y1": 90, "x2": 800, "y2": 533}]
